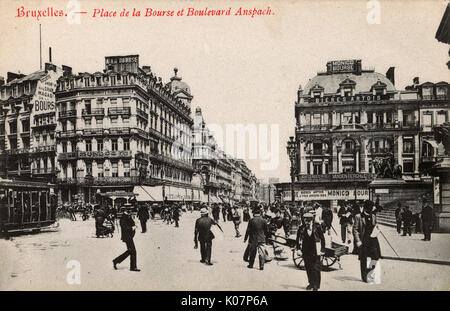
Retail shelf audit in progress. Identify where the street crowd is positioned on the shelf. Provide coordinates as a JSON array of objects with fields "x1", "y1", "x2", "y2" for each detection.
[{"x1": 60, "y1": 196, "x2": 435, "y2": 291}]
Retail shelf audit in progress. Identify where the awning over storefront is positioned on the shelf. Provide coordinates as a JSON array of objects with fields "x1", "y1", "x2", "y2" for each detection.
[
  {"x1": 166, "y1": 186, "x2": 190, "y2": 201},
  {"x1": 133, "y1": 185, "x2": 164, "y2": 202},
  {"x1": 199, "y1": 191, "x2": 208, "y2": 203},
  {"x1": 210, "y1": 196, "x2": 221, "y2": 204}
]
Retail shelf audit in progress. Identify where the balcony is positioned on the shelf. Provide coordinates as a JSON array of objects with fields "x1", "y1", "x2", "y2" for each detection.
[
  {"x1": 32, "y1": 168, "x2": 56, "y2": 175},
  {"x1": 58, "y1": 130, "x2": 77, "y2": 138},
  {"x1": 34, "y1": 145, "x2": 56, "y2": 153},
  {"x1": 341, "y1": 148, "x2": 355, "y2": 155},
  {"x1": 83, "y1": 128, "x2": 104, "y2": 136},
  {"x1": 421, "y1": 156, "x2": 438, "y2": 163},
  {"x1": 109, "y1": 127, "x2": 130, "y2": 135},
  {"x1": 77, "y1": 176, "x2": 134, "y2": 186},
  {"x1": 56, "y1": 177, "x2": 77, "y2": 185},
  {"x1": 108, "y1": 107, "x2": 131, "y2": 116},
  {"x1": 136, "y1": 108, "x2": 148, "y2": 119},
  {"x1": 7, "y1": 147, "x2": 32, "y2": 155},
  {"x1": 32, "y1": 121, "x2": 57, "y2": 129},
  {"x1": 297, "y1": 124, "x2": 332, "y2": 132},
  {"x1": 133, "y1": 127, "x2": 149, "y2": 139},
  {"x1": 401, "y1": 121, "x2": 419, "y2": 128},
  {"x1": 59, "y1": 110, "x2": 77, "y2": 119},
  {"x1": 82, "y1": 108, "x2": 105, "y2": 117},
  {"x1": 368, "y1": 147, "x2": 393, "y2": 155},
  {"x1": 58, "y1": 152, "x2": 78, "y2": 160}
]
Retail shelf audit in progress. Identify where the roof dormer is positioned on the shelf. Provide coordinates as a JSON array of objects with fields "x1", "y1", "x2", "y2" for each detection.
[
  {"x1": 371, "y1": 79, "x2": 387, "y2": 95},
  {"x1": 338, "y1": 76, "x2": 356, "y2": 96}
]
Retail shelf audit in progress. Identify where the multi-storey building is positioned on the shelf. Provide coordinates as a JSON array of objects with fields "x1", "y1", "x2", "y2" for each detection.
[
  {"x1": 277, "y1": 59, "x2": 449, "y2": 210},
  {"x1": 55, "y1": 55, "x2": 194, "y2": 203},
  {"x1": 0, "y1": 63, "x2": 64, "y2": 182}
]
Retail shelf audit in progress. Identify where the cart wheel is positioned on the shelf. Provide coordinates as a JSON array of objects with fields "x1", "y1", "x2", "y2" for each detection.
[
  {"x1": 320, "y1": 255, "x2": 337, "y2": 268},
  {"x1": 292, "y1": 248, "x2": 304, "y2": 269}
]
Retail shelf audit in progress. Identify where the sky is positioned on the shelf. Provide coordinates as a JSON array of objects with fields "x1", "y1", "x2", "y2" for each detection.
[{"x1": 0, "y1": 0, "x2": 448, "y2": 183}]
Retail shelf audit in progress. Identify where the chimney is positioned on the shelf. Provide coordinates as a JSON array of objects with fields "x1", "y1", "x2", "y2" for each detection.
[
  {"x1": 386, "y1": 67, "x2": 395, "y2": 86},
  {"x1": 62, "y1": 65, "x2": 72, "y2": 76},
  {"x1": 49, "y1": 47, "x2": 52, "y2": 63},
  {"x1": 7, "y1": 72, "x2": 26, "y2": 83},
  {"x1": 45, "y1": 62, "x2": 56, "y2": 72},
  {"x1": 0, "y1": 76, "x2": 4, "y2": 87},
  {"x1": 142, "y1": 66, "x2": 151, "y2": 74},
  {"x1": 413, "y1": 77, "x2": 420, "y2": 85}
]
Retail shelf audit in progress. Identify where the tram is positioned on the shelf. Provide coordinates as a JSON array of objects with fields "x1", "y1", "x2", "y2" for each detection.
[{"x1": 0, "y1": 179, "x2": 57, "y2": 233}]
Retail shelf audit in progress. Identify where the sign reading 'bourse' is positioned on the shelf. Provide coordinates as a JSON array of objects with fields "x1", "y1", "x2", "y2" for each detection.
[{"x1": 32, "y1": 70, "x2": 62, "y2": 115}]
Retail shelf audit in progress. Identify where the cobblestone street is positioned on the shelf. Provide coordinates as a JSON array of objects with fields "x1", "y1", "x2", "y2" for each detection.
[{"x1": 1, "y1": 211, "x2": 449, "y2": 291}]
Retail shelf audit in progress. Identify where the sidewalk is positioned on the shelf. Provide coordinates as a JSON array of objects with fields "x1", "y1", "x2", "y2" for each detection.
[{"x1": 329, "y1": 214, "x2": 450, "y2": 265}]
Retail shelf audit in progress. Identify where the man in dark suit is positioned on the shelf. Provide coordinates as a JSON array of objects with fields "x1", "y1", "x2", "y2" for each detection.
[
  {"x1": 421, "y1": 204, "x2": 433, "y2": 241},
  {"x1": 194, "y1": 207, "x2": 220, "y2": 265},
  {"x1": 338, "y1": 202, "x2": 352, "y2": 243},
  {"x1": 321, "y1": 205, "x2": 333, "y2": 235},
  {"x1": 402, "y1": 206, "x2": 413, "y2": 236},
  {"x1": 353, "y1": 204, "x2": 381, "y2": 282},
  {"x1": 244, "y1": 208, "x2": 268, "y2": 270},
  {"x1": 113, "y1": 210, "x2": 140, "y2": 271},
  {"x1": 137, "y1": 205, "x2": 150, "y2": 233},
  {"x1": 296, "y1": 212, "x2": 325, "y2": 291},
  {"x1": 173, "y1": 205, "x2": 180, "y2": 228},
  {"x1": 394, "y1": 203, "x2": 403, "y2": 234},
  {"x1": 244, "y1": 207, "x2": 269, "y2": 270}
]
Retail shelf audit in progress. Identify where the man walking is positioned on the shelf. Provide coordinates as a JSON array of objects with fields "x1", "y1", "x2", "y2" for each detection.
[
  {"x1": 421, "y1": 204, "x2": 433, "y2": 241},
  {"x1": 212, "y1": 204, "x2": 220, "y2": 223},
  {"x1": 173, "y1": 205, "x2": 181, "y2": 227},
  {"x1": 395, "y1": 203, "x2": 403, "y2": 234},
  {"x1": 232, "y1": 206, "x2": 242, "y2": 237},
  {"x1": 113, "y1": 210, "x2": 140, "y2": 272},
  {"x1": 296, "y1": 212, "x2": 325, "y2": 291},
  {"x1": 244, "y1": 208, "x2": 268, "y2": 270},
  {"x1": 321, "y1": 205, "x2": 333, "y2": 235},
  {"x1": 338, "y1": 202, "x2": 352, "y2": 243},
  {"x1": 221, "y1": 205, "x2": 227, "y2": 222},
  {"x1": 137, "y1": 204, "x2": 150, "y2": 233},
  {"x1": 353, "y1": 203, "x2": 381, "y2": 283},
  {"x1": 194, "y1": 208, "x2": 221, "y2": 265},
  {"x1": 402, "y1": 205, "x2": 413, "y2": 236}
]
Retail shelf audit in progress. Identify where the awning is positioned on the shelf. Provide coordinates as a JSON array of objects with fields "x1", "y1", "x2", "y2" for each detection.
[
  {"x1": 133, "y1": 185, "x2": 164, "y2": 202},
  {"x1": 166, "y1": 186, "x2": 188, "y2": 201},
  {"x1": 199, "y1": 191, "x2": 208, "y2": 203},
  {"x1": 423, "y1": 139, "x2": 439, "y2": 149},
  {"x1": 210, "y1": 196, "x2": 221, "y2": 204}
]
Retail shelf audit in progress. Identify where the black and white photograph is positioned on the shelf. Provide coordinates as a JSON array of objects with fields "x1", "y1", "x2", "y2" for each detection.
[{"x1": 0, "y1": 0, "x2": 449, "y2": 294}]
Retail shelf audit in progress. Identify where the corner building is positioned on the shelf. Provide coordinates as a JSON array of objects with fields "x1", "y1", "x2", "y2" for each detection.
[
  {"x1": 55, "y1": 55, "x2": 194, "y2": 203},
  {"x1": 279, "y1": 60, "x2": 449, "y2": 211}
]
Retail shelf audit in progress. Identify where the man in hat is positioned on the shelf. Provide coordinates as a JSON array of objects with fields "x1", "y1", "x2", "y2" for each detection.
[
  {"x1": 353, "y1": 202, "x2": 381, "y2": 282},
  {"x1": 395, "y1": 203, "x2": 403, "y2": 234},
  {"x1": 402, "y1": 205, "x2": 413, "y2": 236},
  {"x1": 296, "y1": 212, "x2": 325, "y2": 291},
  {"x1": 137, "y1": 204, "x2": 150, "y2": 233},
  {"x1": 113, "y1": 209, "x2": 140, "y2": 271},
  {"x1": 244, "y1": 207, "x2": 269, "y2": 270},
  {"x1": 421, "y1": 204, "x2": 433, "y2": 241},
  {"x1": 232, "y1": 206, "x2": 242, "y2": 237},
  {"x1": 338, "y1": 201, "x2": 353, "y2": 243},
  {"x1": 194, "y1": 207, "x2": 221, "y2": 265}
]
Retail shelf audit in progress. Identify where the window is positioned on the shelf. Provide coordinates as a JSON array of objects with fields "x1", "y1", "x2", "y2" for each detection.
[
  {"x1": 343, "y1": 112, "x2": 352, "y2": 124},
  {"x1": 112, "y1": 162, "x2": 118, "y2": 177},
  {"x1": 123, "y1": 116, "x2": 130, "y2": 123},
  {"x1": 111, "y1": 98, "x2": 117, "y2": 105},
  {"x1": 313, "y1": 143, "x2": 322, "y2": 155},
  {"x1": 97, "y1": 139, "x2": 103, "y2": 151},
  {"x1": 367, "y1": 112, "x2": 373, "y2": 124},
  {"x1": 436, "y1": 112, "x2": 447, "y2": 125},
  {"x1": 123, "y1": 138, "x2": 130, "y2": 151},
  {"x1": 123, "y1": 161, "x2": 130, "y2": 177},
  {"x1": 375, "y1": 112, "x2": 383, "y2": 125},
  {"x1": 86, "y1": 139, "x2": 92, "y2": 152},
  {"x1": 403, "y1": 160, "x2": 414, "y2": 173},
  {"x1": 97, "y1": 162, "x2": 104, "y2": 177},
  {"x1": 313, "y1": 163, "x2": 322, "y2": 175},
  {"x1": 422, "y1": 142, "x2": 433, "y2": 157},
  {"x1": 62, "y1": 142, "x2": 67, "y2": 153},
  {"x1": 422, "y1": 113, "x2": 432, "y2": 128},
  {"x1": 85, "y1": 118, "x2": 92, "y2": 126},
  {"x1": 342, "y1": 161, "x2": 355, "y2": 173},
  {"x1": 123, "y1": 98, "x2": 130, "y2": 106},
  {"x1": 112, "y1": 139, "x2": 118, "y2": 151},
  {"x1": 403, "y1": 138, "x2": 414, "y2": 153},
  {"x1": 111, "y1": 117, "x2": 118, "y2": 124},
  {"x1": 312, "y1": 114, "x2": 321, "y2": 125},
  {"x1": 96, "y1": 118, "x2": 103, "y2": 125},
  {"x1": 86, "y1": 162, "x2": 92, "y2": 176}
]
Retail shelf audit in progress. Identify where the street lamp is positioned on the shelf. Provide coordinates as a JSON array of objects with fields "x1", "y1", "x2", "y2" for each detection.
[
  {"x1": 286, "y1": 136, "x2": 297, "y2": 203},
  {"x1": 84, "y1": 174, "x2": 94, "y2": 204}
]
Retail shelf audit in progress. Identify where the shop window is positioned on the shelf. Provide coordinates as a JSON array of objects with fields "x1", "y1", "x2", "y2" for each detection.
[
  {"x1": 403, "y1": 138, "x2": 414, "y2": 153},
  {"x1": 313, "y1": 163, "x2": 322, "y2": 175},
  {"x1": 403, "y1": 160, "x2": 414, "y2": 173}
]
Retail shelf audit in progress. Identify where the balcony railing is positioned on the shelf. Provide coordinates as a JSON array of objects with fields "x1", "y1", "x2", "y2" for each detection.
[
  {"x1": 83, "y1": 128, "x2": 104, "y2": 136},
  {"x1": 59, "y1": 110, "x2": 77, "y2": 118},
  {"x1": 82, "y1": 108, "x2": 104, "y2": 117},
  {"x1": 109, "y1": 127, "x2": 130, "y2": 135},
  {"x1": 59, "y1": 130, "x2": 77, "y2": 138},
  {"x1": 341, "y1": 148, "x2": 355, "y2": 155},
  {"x1": 58, "y1": 152, "x2": 78, "y2": 160},
  {"x1": 32, "y1": 121, "x2": 57, "y2": 128},
  {"x1": 108, "y1": 107, "x2": 131, "y2": 116},
  {"x1": 136, "y1": 108, "x2": 148, "y2": 119},
  {"x1": 402, "y1": 121, "x2": 419, "y2": 128},
  {"x1": 7, "y1": 147, "x2": 32, "y2": 155},
  {"x1": 34, "y1": 145, "x2": 56, "y2": 153},
  {"x1": 32, "y1": 168, "x2": 56, "y2": 175},
  {"x1": 368, "y1": 147, "x2": 392, "y2": 154}
]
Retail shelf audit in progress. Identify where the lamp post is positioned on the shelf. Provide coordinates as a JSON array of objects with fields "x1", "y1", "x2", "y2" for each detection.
[
  {"x1": 286, "y1": 136, "x2": 297, "y2": 203},
  {"x1": 84, "y1": 174, "x2": 94, "y2": 204}
]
